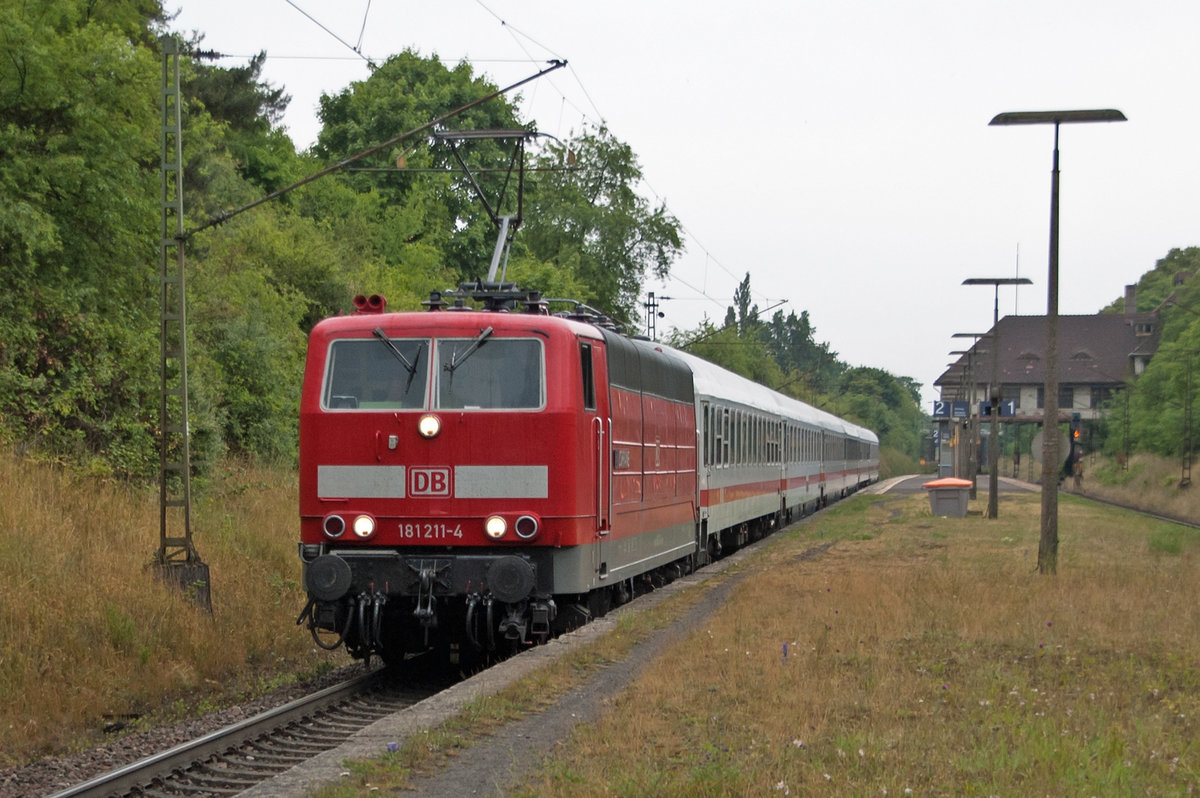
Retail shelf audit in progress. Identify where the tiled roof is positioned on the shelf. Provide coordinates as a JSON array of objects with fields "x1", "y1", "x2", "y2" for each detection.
[{"x1": 934, "y1": 313, "x2": 1159, "y2": 388}]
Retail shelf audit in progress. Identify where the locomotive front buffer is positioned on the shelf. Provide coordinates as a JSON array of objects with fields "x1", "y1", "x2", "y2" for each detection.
[{"x1": 298, "y1": 546, "x2": 558, "y2": 660}]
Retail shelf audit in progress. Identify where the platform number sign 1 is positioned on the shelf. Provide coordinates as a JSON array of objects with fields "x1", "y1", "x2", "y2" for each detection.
[{"x1": 932, "y1": 400, "x2": 950, "y2": 419}]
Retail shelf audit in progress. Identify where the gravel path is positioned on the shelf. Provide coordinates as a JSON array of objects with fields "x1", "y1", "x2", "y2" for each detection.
[{"x1": 402, "y1": 569, "x2": 744, "y2": 796}]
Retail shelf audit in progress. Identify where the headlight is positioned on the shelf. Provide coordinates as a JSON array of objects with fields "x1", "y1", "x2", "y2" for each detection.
[
  {"x1": 484, "y1": 515, "x2": 507, "y2": 539},
  {"x1": 352, "y1": 514, "x2": 376, "y2": 539},
  {"x1": 418, "y1": 414, "x2": 441, "y2": 439}
]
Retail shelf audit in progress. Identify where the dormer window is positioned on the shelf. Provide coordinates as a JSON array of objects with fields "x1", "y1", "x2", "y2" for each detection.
[{"x1": 1135, "y1": 322, "x2": 1154, "y2": 336}]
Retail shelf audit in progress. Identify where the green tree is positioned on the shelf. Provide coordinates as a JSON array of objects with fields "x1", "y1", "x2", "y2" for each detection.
[
  {"x1": 763, "y1": 309, "x2": 842, "y2": 395},
  {"x1": 732, "y1": 273, "x2": 756, "y2": 335},
  {"x1": 185, "y1": 50, "x2": 289, "y2": 132},
  {"x1": 670, "y1": 321, "x2": 784, "y2": 389},
  {"x1": 1107, "y1": 248, "x2": 1200, "y2": 457},
  {"x1": 667, "y1": 273, "x2": 924, "y2": 458},
  {"x1": 1102, "y1": 247, "x2": 1200, "y2": 319},
  {"x1": 0, "y1": 0, "x2": 165, "y2": 475},
  {"x1": 524, "y1": 129, "x2": 683, "y2": 326},
  {"x1": 188, "y1": 215, "x2": 311, "y2": 463},
  {"x1": 838, "y1": 366, "x2": 926, "y2": 457},
  {"x1": 184, "y1": 49, "x2": 299, "y2": 193},
  {"x1": 313, "y1": 50, "x2": 522, "y2": 282}
]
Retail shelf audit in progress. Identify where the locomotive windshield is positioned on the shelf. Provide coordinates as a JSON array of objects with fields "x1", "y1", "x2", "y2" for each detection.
[
  {"x1": 321, "y1": 335, "x2": 543, "y2": 411},
  {"x1": 323, "y1": 337, "x2": 429, "y2": 409},
  {"x1": 437, "y1": 337, "x2": 543, "y2": 409}
]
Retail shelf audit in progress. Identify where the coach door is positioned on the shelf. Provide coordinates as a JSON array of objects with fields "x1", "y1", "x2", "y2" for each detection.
[{"x1": 580, "y1": 339, "x2": 612, "y2": 580}]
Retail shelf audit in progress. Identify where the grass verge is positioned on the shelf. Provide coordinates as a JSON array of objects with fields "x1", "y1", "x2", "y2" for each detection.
[
  {"x1": 327, "y1": 487, "x2": 1200, "y2": 796},
  {"x1": 0, "y1": 451, "x2": 342, "y2": 766}
]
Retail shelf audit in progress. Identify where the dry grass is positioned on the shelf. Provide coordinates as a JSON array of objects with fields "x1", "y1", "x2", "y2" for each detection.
[
  {"x1": 0, "y1": 451, "x2": 340, "y2": 766},
  {"x1": 320, "y1": 479, "x2": 1200, "y2": 796},
  {"x1": 515, "y1": 489, "x2": 1200, "y2": 795},
  {"x1": 1075, "y1": 451, "x2": 1200, "y2": 524}
]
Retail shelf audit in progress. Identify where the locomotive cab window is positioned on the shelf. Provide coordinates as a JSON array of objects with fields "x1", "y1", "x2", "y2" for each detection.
[
  {"x1": 580, "y1": 342, "x2": 596, "y2": 411},
  {"x1": 436, "y1": 337, "x2": 544, "y2": 410},
  {"x1": 323, "y1": 337, "x2": 429, "y2": 410}
]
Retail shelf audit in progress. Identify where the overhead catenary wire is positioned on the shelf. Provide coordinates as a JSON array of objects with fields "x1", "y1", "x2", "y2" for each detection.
[
  {"x1": 354, "y1": 0, "x2": 372, "y2": 54},
  {"x1": 223, "y1": 1, "x2": 768, "y2": 327},
  {"x1": 284, "y1": 0, "x2": 374, "y2": 66},
  {"x1": 185, "y1": 59, "x2": 567, "y2": 239}
]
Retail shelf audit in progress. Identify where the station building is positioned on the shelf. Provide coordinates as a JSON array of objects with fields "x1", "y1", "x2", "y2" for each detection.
[
  {"x1": 933, "y1": 285, "x2": 1160, "y2": 479},
  {"x1": 935, "y1": 285, "x2": 1159, "y2": 423}
]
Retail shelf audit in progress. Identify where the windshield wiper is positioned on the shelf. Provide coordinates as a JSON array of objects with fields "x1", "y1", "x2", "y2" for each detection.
[
  {"x1": 445, "y1": 326, "x2": 494, "y2": 373},
  {"x1": 372, "y1": 327, "x2": 424, "y2": 393}
]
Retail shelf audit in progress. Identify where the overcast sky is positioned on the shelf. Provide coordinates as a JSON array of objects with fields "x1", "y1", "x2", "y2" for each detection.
[{"x1": 169, "y1": 1, "x2": 1200, "y2": 407}]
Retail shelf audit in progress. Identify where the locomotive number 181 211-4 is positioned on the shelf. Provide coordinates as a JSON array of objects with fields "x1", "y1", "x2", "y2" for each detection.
[{"x1": 396, "y1": 522, "x2": 464, "y2": 540}]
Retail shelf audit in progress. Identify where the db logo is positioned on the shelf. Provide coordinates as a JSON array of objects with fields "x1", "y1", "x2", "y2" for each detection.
[{"x1": 409, "y1": 467, "x2": 451, "y2": 497}]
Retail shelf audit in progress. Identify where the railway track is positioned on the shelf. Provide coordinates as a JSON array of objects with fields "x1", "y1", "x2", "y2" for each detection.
[{"x1": 48, "y1": 667, "x2": 441, "y2": 798}]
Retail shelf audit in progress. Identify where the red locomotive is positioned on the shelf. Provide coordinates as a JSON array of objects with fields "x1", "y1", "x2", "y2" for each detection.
[{"x1": 297, "y1": 284, "x2": 878, "y2": 664}]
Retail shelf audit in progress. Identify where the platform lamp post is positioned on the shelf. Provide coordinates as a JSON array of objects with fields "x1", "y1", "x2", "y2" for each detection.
[
  {"x1": 952, "y1": 333, "x2": 990, "y2": 498},
  {"x1": 964, "y1": 277, "x2": 1033, "y2": 518},
  {"x1": 989, "y1": 108, "x2": 1125, "y2": 574},
  {"x1": 947, "y1": 353, "x2": 972, "y2": 480},
  {"x1": 942, "y1": 362, "x2": 967, "y2": 478}
]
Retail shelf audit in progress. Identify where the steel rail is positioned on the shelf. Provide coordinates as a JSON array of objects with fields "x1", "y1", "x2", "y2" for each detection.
[{"x1": 48, "y1": 668, "x2": 398, "y2": 798}]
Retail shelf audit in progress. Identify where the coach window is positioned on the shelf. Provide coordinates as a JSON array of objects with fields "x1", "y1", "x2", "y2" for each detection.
[
  {"x1": 751, "y1": 415, "x2": 757, "y2": 464},
  {"x1": 733, "y1": 410, "x2": 739, "y2": 465},
  {"x1": 739, "y1": 411, "x2": 747, "y2": 465},
  {"x1": 743, "y1": 412, "x2": 749, "y2": 464},
  {"x1": 732, "y1": 410, "x2": 739, "y2": 465},
  {"x1": 751, "y1": 415, "x2": 756, "y2": 463},
  {"x1": 702, "y1": 403, "x2": 711, "y2": 467},
  {"x1": 724, "y1": 410, "x2": 734, "y2": 468},
  {"x1": 743, "y1": 414, "x2": 749, "y2": 465},
  {"x1": 700, "y1": 408, "x2": 710, "y2": 463},
  {"x1": 579, "y1": 342, "x2": 596, "y2": 411},
  {"x1": 721, "y1": 408, "x2": 730, "y2": 466}
]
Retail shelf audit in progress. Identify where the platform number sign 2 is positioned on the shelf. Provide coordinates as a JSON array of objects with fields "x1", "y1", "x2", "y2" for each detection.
[{"x1": 932, "y1": 400, "x2": 949, "y2": 419}]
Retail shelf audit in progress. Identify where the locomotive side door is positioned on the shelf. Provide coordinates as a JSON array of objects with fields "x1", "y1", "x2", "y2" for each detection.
[{"x1": 580, "y1": 339, "x2": 612, "y2": 580}]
